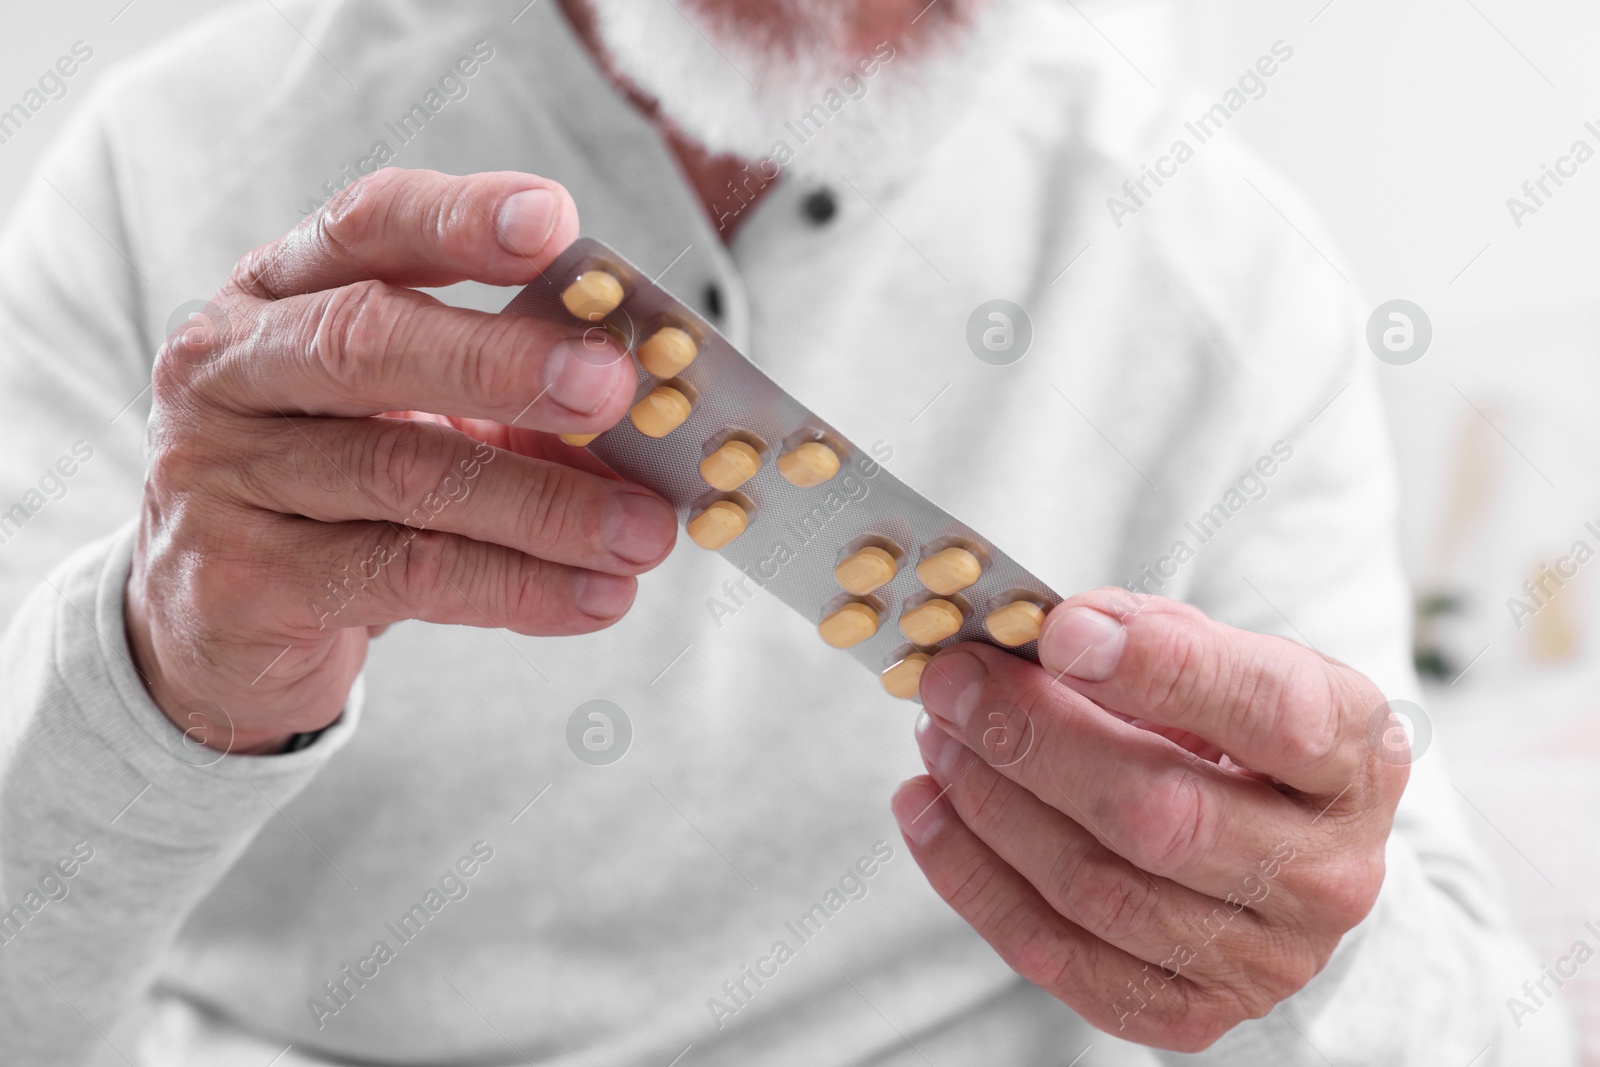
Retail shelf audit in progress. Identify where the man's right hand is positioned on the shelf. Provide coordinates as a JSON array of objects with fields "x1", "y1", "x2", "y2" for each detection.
[{"x1": 125, "y1": 168, "x2": 675, "y2": 755}]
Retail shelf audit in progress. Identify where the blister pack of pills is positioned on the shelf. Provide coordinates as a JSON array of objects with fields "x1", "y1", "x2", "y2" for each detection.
[{"x1": 501, "y1": 238, "x2": 1062, "y2": 700}]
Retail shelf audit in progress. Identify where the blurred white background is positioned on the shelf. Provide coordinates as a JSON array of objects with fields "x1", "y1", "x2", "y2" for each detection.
[
  {"x1": 1184, "y1": 10, "x2": 1600, "y2": 1053},
  {"x1": 4, "y1": 0, "x2": 1597, "y2": 1056}
]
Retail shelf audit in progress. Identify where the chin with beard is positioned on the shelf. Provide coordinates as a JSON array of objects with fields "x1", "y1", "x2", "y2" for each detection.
[{"x1": 581, "y1": 0, "x2": 1035, "y2": 186}]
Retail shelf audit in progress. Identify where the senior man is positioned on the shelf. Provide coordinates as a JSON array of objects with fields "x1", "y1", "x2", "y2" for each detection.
[{"x1": 0, "y1": 0, "x2": 1574, "y2": 1064}]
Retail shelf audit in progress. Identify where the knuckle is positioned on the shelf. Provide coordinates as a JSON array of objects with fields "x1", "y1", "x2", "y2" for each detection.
[
  {"x1": 956, "y1": 762, "x2": 1013, "y2": 828},
  {"x1": 1250, "y1": 659, "x2": 1342, "y2": 775},
  {"x1": 993, "y1": 679, "x2": 1058, "y2": 765},
  {"x1": 1009, "y1": 924, "x2": 1088, "y2": 998},
  {"x1": 143, "y1": 409, "x2": 222, "y2": 501},
  {"x1": 1314, "y1": 856, "x2": 1384, "y2": 932},
  {"x1": 513, "y1": 462, "x2": 583, "y2": 549},
  {"x1": 313, "y1": 279, "x2": 408, "y2": 391},
  {"x1": 507, "y1": 556, "x2": 556, "y2": 621},
  {"x1": 1347, "y1": 671, "x2": 1412, "y2": 796},
  {"x1": 227, "y1": 239, "x2": 289, "y2": 299},
  {"x1": 146, "y1": 447, "x2": 205, "y2": 509},
  {"x1": 456, "y1": 313, "x2": 531, "y2": 405},
  {"x1": 943, "y1": 851, "x2": 1003, "y2": 917},
  {"x1": 1059, "y1": 858, "x2": 1162, "y2": 943},
  {"x1": 1119, "y1": 765, "x2": 1207, "y2": 874},
  {"x1": 1233, "y1": 946, "x2": 1312, "y2": 1010},
  {"x1": 1106, "y1": 972, "x2": 1231, "y2": 1053},
  {"x1": 1209, "y1": 955, "x2": 1297, "y2": 1027},
  {"x1": 225, "y1": 168, "x2": 407, "y2": 300},
  {"x1": 150, "y1": 339, "x2": 189, "y2": 398},
  {"x1": 430, "y1": 178, "x2": 479, "y2": 257},
  {"x1": 151, "y1": 331, "x2": 224, "y2": 411},
  {"x1": 391, "y1": 528, "x2": 458, "y2": 605},
  {"x1": 1140, "y1": 619, "x2": 1212, "y2": 714},
  {"x1": 317, "y1": 167, "x2": 406, "y2": 260},
  {"x1": 362, "y1": 421, "x2": 448, "y2": 511}
]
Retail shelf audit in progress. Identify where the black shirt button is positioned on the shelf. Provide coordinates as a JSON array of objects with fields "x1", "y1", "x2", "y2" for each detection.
[
  {"x1": 802, "y1": 188, "x2": 837, "y2": 225},
  {"x1": 703, "y1": 282, "x2": 724, "y2": 320}
]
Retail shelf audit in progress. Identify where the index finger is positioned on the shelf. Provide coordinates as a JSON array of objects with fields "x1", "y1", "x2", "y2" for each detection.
[
  {"x1": 229, "y1": 168, "x2": 579, "y2": 299},
  {"x1": 197, "y1": 284, "x2": 635, "y2": 431},
  {"x1": 1035, "y1": 589, "x2": 1390, "y2": 796}
]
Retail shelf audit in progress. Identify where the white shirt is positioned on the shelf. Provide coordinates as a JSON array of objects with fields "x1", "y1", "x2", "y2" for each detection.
[{"x1": 0, "y1": 1, "x2": 1575, "y2": 1064}]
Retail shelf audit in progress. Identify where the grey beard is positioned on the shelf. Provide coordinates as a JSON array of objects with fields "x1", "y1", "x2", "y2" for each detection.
[{"x1": 582, "y1": 0, "x2": 1029, "y2": 186}]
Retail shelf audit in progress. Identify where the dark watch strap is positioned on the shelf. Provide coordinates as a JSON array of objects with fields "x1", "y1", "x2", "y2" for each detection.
[{"x1": 280, "y1": 729, "x2": 328, "y2": 754}]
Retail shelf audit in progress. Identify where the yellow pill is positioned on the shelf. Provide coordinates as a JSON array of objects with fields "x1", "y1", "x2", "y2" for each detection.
[
  {"x1": 881, "y1": 652, "x2": 931, "y2": 700},
  {"x1": 561, "y1": 271, "x2": 625, "y2": 321},
  {"x1": 900, "y1": 599, "x2": 964, "y2": 645},
  {"x1": 819, "y1": 602, "x2": 880, "y2": 649},
  {"x1": 559, "y1": 432, "x2": 600, "y2": 447},
  {"x1": 778, "y1": 441, "x2": 841, "y2": 488},
  {"x1": 917, "y1": 546, "x2": 982, "y2": 595},
  {"x1": 835, "y1": 546, "x2": 898, "y2": 596},
  {"x1": 700, "y1": 440, "x2": 762, "y2": 491},
  {"x1": 630, "y1": 385, "x2": 693, "y2": 438},
  {"x1": 686, "y1": 499, "x2": 748, "y2": 550},
  {"x1": 985, "y1": 601, "x2": 1046, "y2": 648},
  {"x1": 638, "y1": 326, "x2": 699, "y2": 378}
]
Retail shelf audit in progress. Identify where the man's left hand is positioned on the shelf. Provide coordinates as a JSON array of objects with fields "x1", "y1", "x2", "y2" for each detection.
[{"x1": 891, "y1": 588, "x2": 1409, "y2": 1052}]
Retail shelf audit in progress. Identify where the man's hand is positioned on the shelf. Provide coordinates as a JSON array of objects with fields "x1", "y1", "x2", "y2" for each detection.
[
  {"x1": 127, "y1": 168, "x2": 675, "y2": 755},
  {"x1": 890, "y1": 588, "x2": 1408, "y2": 1052}
]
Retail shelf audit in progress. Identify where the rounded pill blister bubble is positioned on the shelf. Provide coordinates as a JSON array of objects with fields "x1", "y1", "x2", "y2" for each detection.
[
  {"x1": 985, "y1": 600, "x2": 1046, "y2": 648},
  {"x1": 687, "y1": 499, "x2": 748, "y2": 550},
  {"x1": 880, "y1": 652, "x2": 930, "y2": 699},
  {"x1": 917, "y1": 546, "x2": 982, "y2": 596},
  {"x1": 559, "y1": 432, "x2": 600, "y2": 447},
  {"x1": 900, "y1": 599, "x2": 964, "y2": 644},
  {"x1": 630, "y1": 385, "x2": 693, "y2": 438},
  {"x1": 835, "y1": 546, "x2": 897, "y2": 596},
  {"x1": 700, "y1": 440, "x2": 761, "y2": 491},
  {"x1": 819, "y1": 602, "x2": 880, "y2": 649},
  {"x1": 778, "y1": 440, "x2": 841, "y2": 488},
  {"x1": 639, "y1": 326, "x2": 699, "y2": 378},
  {"x1": 561, "y1": 270, "x2": 625, "y2": 322}
]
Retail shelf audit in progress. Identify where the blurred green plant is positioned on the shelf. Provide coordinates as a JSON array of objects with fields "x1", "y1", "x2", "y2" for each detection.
[{"x1": 1413, "y1": 590, "x2": 1466, "y2": 680}]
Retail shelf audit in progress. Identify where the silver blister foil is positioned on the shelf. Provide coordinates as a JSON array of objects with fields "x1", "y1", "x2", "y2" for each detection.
[{"x1": 501, "y1": 238, "x2": 1061, "y2": 695}]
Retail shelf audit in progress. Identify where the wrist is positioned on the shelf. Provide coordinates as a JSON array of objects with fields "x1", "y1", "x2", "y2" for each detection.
[{"x1": 124, "y1": 575, "x2": 292, "y2": 755}]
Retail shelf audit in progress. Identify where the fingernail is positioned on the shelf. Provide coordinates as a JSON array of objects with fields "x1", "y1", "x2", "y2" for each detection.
[
  {"x1": 1040, "y1": 606, "x2": 1126, "y2": 681},
  {"x1": 920, "y1": 650, "x2": 986, "y2": 730},
  {"x1": 915, "y1": 711, "x2": 966, "y2": 780},
  {"x1": 574, "y1": 570, "x2": 635, "y2": 618},
  {"x1": 544, "y1": 336, "x2": 629, "y2": 415},
  {"x1": 497, "y1": 187, "x2": 560, "y2": 255},
  {"x1": 891, "y1": 778, "x2": 949, "y2": 848},
  {"x1": 603, "y1": 492, "x2": 677, "y2": 564}
]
